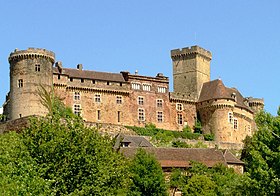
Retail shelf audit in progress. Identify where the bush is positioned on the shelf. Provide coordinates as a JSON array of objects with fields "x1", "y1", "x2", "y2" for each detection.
[
  {"x1": 203, "y1": 133, "x2": 215, "y2": 141},
  {"x1": 172, "y1": 140, "x2": 192, "y2": 148}
]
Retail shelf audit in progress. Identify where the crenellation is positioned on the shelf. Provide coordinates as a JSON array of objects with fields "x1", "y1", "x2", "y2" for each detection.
[{"x1": 171, "y1": 45, "x2": 212, "y2": 60}]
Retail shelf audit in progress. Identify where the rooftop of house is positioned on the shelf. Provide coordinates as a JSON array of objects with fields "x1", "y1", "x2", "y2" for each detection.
[
  {"x1": 114, "y1": 133, "x2": 154, "y2": 149},
  {"x1": 120, "y1": 147, "x2": 244, "y2": 168}
]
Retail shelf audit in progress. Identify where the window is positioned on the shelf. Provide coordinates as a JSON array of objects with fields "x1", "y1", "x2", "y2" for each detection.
[
  {"x1": 70, "y1": 78, "x2": 73, "y2": 82},
  {"x1": 107, "y1": 81, "x2": 110, "y2": 85},
  {"x1": 120, "y1": 82, "x2": 122, "y2": 86},
  {"x1": 132, "y1": 83, "x2": 141, "y2": 90},
  {"x1": 58, "y1": 75, "x2": 61, "y2": 80},
  {"x1": 228, "y1": 112, "x2": 233, "y2": 123},
  {"x1": 158, "y1": 86, "x2": 166, "y2": 93},
  {"x1": 97, "y1": 110, "x2": 101, "y2": 120},
  {"x1": 117, "y1": 111, "x2": 121, "y2": 122},
  {"x1": 138, "y1": 96, "x2": 144, "y2": 105},
  {"x1": 95, "y1": 94, "x2": 101, "y2": 103},
  {"x1": 73, "y1": 104, "x2": 81, "y2": 116},
  {"x1": 92, "y1": 80, "x2": 95, "y2": 84},
  {"x1": 116, "y1": 96, "x2": 122, "y2": 104},
  {"x1": 157, "y1": 99, "x2": 163, "y2": 108},
  {"x1": 74, "y1": 92, "x2": 80, "y2": 100},
  {"x1": 247, "y1": 124, "x2": 251, "y2": 133},
  {"x1": 143, "y1": 84, "x2": 151, "y2": 91},
  {"x1": 18, "y1": 79, "x2": 23, "y2": 88},
  {"x1": 234, "y1": 118, "x2": 238, "y2": 129},
  {"x1": 138, "y1": 108, "x2": 145, "y2": 121},
  {"x1": 81, "y1": 79, "x2": 84, "y2": 83},
  {"x1": 176, "y1": 103, "x2": 183, "y2": 111},
  {"x1": 177, "y1": 113, "x2": 183, "y2": 125},
  {"x1": 157, "y1": 111, "x2": 163, "y2": 123},
  {"x1": 35, "y1": 64, "x2": 40, "y2": 72}
]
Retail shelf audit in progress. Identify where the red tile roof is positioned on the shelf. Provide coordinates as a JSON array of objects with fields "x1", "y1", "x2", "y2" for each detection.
[
  {"x1": 53, "y1": 67, "x2": 126, "y2": 82},
  {"x1": 120, "y1": 147, "x2": 240, "y2": 168}
]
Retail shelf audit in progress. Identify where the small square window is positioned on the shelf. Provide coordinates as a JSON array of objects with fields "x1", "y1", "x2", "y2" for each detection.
[
  {"x1": 73, "y1": 104, "x2": 81, "y2": 116},
  {"x1": 116, "y1": 96, "x2": 122, "y2": 104},
  {"x1": 228, "y1": 112, "x2": 233, "y2": 123},
  {"x1": 157, "y1": 99, "x2": 163, "y2": 108},
  {"x1": 35, "y1": 64, "x2": 40, "y2": 72},
  {"x1": 176, "y1": 103, "x2": 183, "y2": 111},
  {"x1": 138, "y1": 108, "x2": 145, "y2": 121},
  {"x1": 138, "y1": 97, "x2": 144, "y2": 105},
  {"x1": 234, "y1": 118, "x2": 238, "y2": 129},
  {"x1": 95, "y1": 94, "x2": 101, "y2": 103},
  {"x1": 177, "y1": 113, "x2": 183, "y2": 125},
  {"x1": 157, "y1": 111, "x2": 163, "y2": 123},
  {"x1": 74, "y1": 92, "x2": 80, "y2": 100},
  {"x1": 18, "y1": 79, "x2": 23, "y2": 88}
]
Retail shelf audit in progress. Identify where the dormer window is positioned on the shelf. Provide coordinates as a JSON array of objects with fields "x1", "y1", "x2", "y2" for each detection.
[{"x1": 231, "y1": 93, "x2": 236, "y2": 101}]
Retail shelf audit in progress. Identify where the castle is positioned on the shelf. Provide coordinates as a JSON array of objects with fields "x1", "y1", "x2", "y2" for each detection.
[{"x1": 2, "y1": 45, "x2": 264, "y2": 146}]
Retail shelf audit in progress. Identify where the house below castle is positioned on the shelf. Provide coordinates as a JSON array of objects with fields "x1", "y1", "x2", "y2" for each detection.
[{"x1": 2, "y1": 45, "x2": 264, "y2": 146}]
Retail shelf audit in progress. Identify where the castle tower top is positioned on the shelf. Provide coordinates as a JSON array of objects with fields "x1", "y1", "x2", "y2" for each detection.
[
  {"x1": 9, "y1": 48, "x2": 55, "y2": 64},
  {"x1": 171, "y1": 45, "x2": 212, "y2": 101},
  {"x1": 171, "y1": 45, "x2": 212, "y2": 61}
]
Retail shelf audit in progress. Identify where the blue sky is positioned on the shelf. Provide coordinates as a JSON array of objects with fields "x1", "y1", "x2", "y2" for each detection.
[{"x1": 0, "y1": 0, "x2": 279, "y2": 114}]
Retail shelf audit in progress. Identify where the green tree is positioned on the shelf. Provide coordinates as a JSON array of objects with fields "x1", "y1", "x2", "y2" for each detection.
[
  {"x1": 242, "y1": 109, "x2": 280, "y2": 195},
  {"x1": 128, "y1": 149, "x2": 167, "y2": 196},
  {"x1": 0, "y1": 131, "x2": 52, "y2": 195}
]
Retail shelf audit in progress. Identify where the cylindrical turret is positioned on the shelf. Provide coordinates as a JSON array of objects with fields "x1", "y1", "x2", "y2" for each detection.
[{"x1": 9, "y1": 48, "x2": 55, "y2": 120}]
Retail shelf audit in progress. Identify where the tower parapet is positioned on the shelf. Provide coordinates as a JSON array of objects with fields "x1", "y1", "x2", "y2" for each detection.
[
  {"x1": 9, "y1": 48, "x2": 55, "y2": 64},
  {"x1": 9, "y1": 48, "x2": 55, "y2": 120},
  {"x1": 246, "y1": 97, "x2": 264, "y2": 113},
  {"x1": 171, "y1": 45, "x2": 212, "y2": 101},
  {"x1": 171, "y1": 45, "x2": 212, "y2": 61}
]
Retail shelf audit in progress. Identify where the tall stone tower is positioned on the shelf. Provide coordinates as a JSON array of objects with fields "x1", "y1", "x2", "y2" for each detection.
[
  {"x1": 8, "y1": 48, "x2": 55, "y2": 120},
  {"x1": 171, "y1": 45, "x2": 212, "y2": 101}
]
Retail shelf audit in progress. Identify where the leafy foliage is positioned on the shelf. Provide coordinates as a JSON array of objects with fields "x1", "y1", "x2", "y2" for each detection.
[
  {"x1": 242, "y1": 110, "x2": 280, "y2": 195},
  {"x1": 128, "y1": 149, "x2": 167, "y2": 196}
]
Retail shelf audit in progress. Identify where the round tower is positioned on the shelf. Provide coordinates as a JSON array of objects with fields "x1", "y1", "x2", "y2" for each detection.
[{"x1": 9, "y1": 48, "x2": 55, "y2": 120}]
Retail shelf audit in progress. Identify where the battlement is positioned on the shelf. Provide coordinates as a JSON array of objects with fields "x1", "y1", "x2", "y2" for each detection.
[
  {"x1": 246, "y1": 97, "x2": 264, "y2": 105},
  {"x1": 9, "y1": 48, "x2": 55, "y2": 64},
  {"x1": 171, "y1": 45, "x2": 212, "y2": 60}
]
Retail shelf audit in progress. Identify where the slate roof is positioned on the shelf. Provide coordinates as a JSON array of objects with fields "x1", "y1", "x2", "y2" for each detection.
[
  {"x1": 53, "y1": 67, "x2": 126, "y2": 82},
  {"x1": 120, "y1": 147, "x2": 243, "y2": 168},
  {"x1": 114, "y1": 134, "x2": 153, "y2": 148},
  {"x1": 198, "y1": 79, "x2": 252, "y2": 111}
]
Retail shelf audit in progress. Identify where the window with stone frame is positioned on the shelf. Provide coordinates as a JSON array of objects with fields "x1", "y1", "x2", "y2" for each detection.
[
  {"x1": 138, "y1": 108, "x2": 145, "y2": 121},
  {"x1": 156, "y1": 99, "x2": 163, "y2": 108},
  {"x1": 158, "y1": 86, "x2": 166, "y2": 93},
  {"x1": 73, "y1": 104, "x2": 81, "y2": 116},
  {"x1": 18, "y1": 79, "x2": 23, "y2": 88},
  {"x1": 132, "y1": 83, "x2": 141, "y2": 90},
  {"x1": 116, "y1": 96, "x2": 122, "y2": 104},
  {"x1": 94, "y1": 94, "x2": 101, "y2": 103},
  {"x1": 74, "y1": 92, "x2": 80, "y2": 101},
  {"x1": 157, "y1": 111, "x2": 163, "y2": 123},
  {"x1": 143, "y1": 84, "x2": 151, "y2": 91},
  {"x1": 177, "y1": 113, "x2": 183, "y2": 125},
  {"x1": 138, "y1": 96, "x2": 144, "y2": 105},
  {"x1": 234, "y1": 118, "x2": 238, "y2": 129},
  {"x1": 35, "y1": 64, "x2": 40, "y2": 72},
  {"x1": 228, "y1": 112, "x2": 233, "y2": 123},
  {"x1": 176, "y1": 103, "x2": 183, "y2": 111}
]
